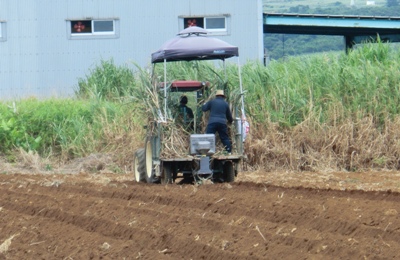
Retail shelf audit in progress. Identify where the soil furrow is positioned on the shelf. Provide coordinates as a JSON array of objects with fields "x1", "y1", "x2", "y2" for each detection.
[{"x1": 1, "y1": 172, "x2": 400, "y2": 259}]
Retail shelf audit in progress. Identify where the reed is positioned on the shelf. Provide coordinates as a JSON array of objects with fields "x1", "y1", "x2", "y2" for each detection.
[{"x1": 3, "y1": 41, "x2": 400, "y2": 172}]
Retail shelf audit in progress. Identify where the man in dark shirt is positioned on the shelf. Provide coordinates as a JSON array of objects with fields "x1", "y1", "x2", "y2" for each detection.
[
  {"x1": 202, "y1": 90, "x2": 233, "y2": 153},
  {"x1": 179, "y1": 95, "x2": 194, "y2": 130}
]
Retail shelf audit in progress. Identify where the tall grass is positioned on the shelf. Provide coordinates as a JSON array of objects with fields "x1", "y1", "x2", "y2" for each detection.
[
  {"x1": 241, "y1": 41, "x2": 400, "y2": 171},
  {"x1": 3, "y1": 41, "x2": 400, "y2": 172},
  {"x1": 0, "y1": 97, "x2": 145, "y2": 169},
  {"x1": 242, "y1": 40, "x2": 400, "y2": 127},
  {"x1": 76, "y1": 59, "x2": 137, "y2": 100}
]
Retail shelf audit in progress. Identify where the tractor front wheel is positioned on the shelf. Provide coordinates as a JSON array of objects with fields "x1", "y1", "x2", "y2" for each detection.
[
  {"x1": 161, "y1": 164, "x2": 173, "y2": 184},
  {"x1": 145, "y1": 138, "x2": 155, "y2": 183},
  {"x1": 133, "y1": 148, "x2": 146, "y2": 182},
  {"x1": 223, "y1": 161, "x2": 235, "y2": 183}
]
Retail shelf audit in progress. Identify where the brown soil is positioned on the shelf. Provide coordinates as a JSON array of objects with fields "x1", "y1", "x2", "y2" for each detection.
[{"x1": 1, "y1": 169, "x2": 400, "y2": 259}]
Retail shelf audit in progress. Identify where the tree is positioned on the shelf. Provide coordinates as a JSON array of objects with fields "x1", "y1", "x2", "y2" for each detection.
[{"x1": 387, "y1": 0, "x2": 398, "y2": 7}]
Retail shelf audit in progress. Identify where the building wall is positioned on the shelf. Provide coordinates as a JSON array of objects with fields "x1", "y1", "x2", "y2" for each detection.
[{"x1": 0, "y1": 0, "x2": 263, "y2": 99}]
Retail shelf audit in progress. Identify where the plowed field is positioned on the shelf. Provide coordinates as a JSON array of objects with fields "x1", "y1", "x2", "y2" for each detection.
[{"x1": 1, "y1": 170, "x2": 400, "y2": 259}]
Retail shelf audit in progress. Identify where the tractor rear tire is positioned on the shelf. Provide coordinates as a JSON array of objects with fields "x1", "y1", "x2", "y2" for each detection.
[
  {"x1": 223, "y1": 161, "x2": 235, "y2": 183},
  {"x1": 133, "y1": 148, "x2": 146, "y2": 182}
]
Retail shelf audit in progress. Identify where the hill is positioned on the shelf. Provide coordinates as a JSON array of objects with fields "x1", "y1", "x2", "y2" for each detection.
[
  {"x1": 262, "y1": 0, "x2": 400, "y2": 60},
  {"x1": 264, "y1": 0, "x2": 388, "y2": 12}
]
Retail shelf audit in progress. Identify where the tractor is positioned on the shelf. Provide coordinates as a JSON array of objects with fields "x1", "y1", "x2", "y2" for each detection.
[{"x1": 133, "y1": 26, "x2": 247, "y2": 184}]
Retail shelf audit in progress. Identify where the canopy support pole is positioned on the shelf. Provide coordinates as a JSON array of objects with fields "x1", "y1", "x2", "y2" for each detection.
[
  {"x1": 223, "y1": 59, "x2": 227, "y2": 83},
  {"x1": 163, "y1": 58, "x2": 167, "y2": 120},
  {"x1": 237, "y1": 57, "x2": 245, "y2": 113}
]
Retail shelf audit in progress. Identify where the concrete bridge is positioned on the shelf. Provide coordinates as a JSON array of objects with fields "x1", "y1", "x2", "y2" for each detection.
[{"x1": 263, "y1": 13, "x2": 400, "y2": 50}]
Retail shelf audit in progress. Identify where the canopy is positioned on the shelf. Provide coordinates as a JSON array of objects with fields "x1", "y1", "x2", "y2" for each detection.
[
  {"x1": 151, "y1": 26, "x2": 239, "y2": 63},
  {"x1": 152, "y1": 26, "x2": 244, "y2": 128}
]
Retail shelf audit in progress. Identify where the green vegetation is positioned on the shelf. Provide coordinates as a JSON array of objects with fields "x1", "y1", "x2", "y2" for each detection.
[
  {"x1": 76, "y1": 59, "x2": 137, "y2": 100},
  {"x1": 0, "y1": 96, "x2": 145, "y2": 165},
  {"x1": 248, "y1": 39, "x2": 400, "y2": 126},
  {"x1": 2, "y1": 41, "x2": 400, "y2": 172},
  {"x1": 263, "y1": 0, "x2": 400, "y2": 60},
  {"x1": 263, "y1": 0, "x2": 397, "y2": 14},
  {"x1": 264, "y1": 0, "x2": 389, "y2": 11}
]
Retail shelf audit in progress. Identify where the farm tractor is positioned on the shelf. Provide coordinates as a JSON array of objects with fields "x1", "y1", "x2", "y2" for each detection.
[{"x1": 133, "y1": 26, "x2": 248, "y2": 184}]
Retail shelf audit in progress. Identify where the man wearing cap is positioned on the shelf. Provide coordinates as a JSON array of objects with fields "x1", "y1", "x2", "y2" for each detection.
[{"x1": 202, "y1": 90, "x2": 233, "y2": 153}]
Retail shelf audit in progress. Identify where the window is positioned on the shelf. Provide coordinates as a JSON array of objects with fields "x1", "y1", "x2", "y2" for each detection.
[
  {"x1": 0, "y1": 21, "x2": 6, "y2": 42},
  {"x1": 204, "y1": 17, "x2": 226, "y2": 31},
  {"x1": 67, "y1": 19, "x2": 119, "y2": 39},
  {"x1": 182, "y1": 15, "x2": 229, "y2": 35}
]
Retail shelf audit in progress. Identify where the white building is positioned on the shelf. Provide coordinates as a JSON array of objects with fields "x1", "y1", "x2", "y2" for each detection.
[{"x1": 0, "y1": 0, "x2": 263, "y2": 99}]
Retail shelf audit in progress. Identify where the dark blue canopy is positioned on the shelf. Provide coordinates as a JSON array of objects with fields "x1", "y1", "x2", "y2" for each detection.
[{"x1": 151, "y1": 26, "x2": 239, "y2": 63}]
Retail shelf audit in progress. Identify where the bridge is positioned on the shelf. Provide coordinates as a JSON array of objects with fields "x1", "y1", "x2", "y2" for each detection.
[{"x1": 263, "y1": 13, "x2": 400, "y2": 50}]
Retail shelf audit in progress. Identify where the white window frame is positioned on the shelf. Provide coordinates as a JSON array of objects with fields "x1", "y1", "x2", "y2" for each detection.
[
  {"x1": 204, "y1": 17, "x2": 227, "y2": 33},
  {"x1": 179, "y1": 14, "x2": 230, "y2": 36},
  {"x1": 0, "y1": 21, "x2": 6, "y2": 42},
  {"x1": 67, "y1": 18, "x2": 119, "y2": 40}
]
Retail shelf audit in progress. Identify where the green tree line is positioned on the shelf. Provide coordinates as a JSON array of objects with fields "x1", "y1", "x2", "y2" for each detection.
[{"x1": 265, "y1": 4, "x2": 400, "y2": 60}]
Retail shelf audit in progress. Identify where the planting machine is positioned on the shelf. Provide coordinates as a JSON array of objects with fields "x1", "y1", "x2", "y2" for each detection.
[{"x1": 133, "y1": 26, "x2": 247, "y2": 184}]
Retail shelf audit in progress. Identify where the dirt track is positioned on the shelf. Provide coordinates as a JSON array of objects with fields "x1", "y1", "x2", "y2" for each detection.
[{"x1": 1, "y1": 171, "x2": 400, "y2": 259}]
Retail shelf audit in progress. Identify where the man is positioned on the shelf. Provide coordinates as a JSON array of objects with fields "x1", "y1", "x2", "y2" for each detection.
[
  {"x1": 202, "y1": 90, "x2": 233, "y2": 153},
  {"x1": 179, "y1": 95, "x2": 194, "y2": 130}
]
